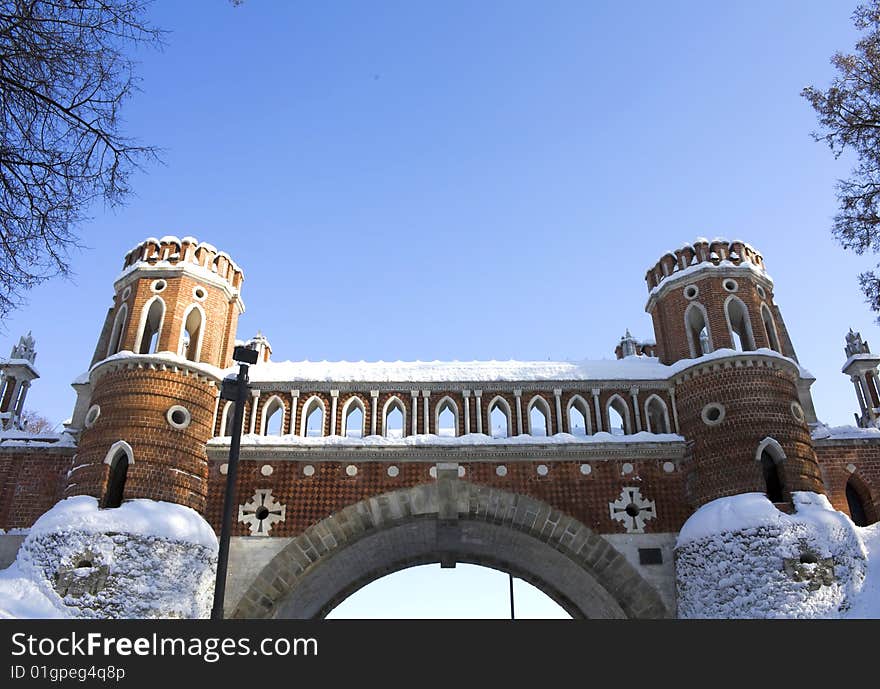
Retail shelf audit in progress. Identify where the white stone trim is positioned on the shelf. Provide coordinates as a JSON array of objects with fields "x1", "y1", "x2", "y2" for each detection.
[
  {"x1": 259, "y1": 394, "x2": 286, "y2": 435},
  {"x1": 103, "y1": 440, "x2": 134, "y2": 466},
  {"x1": 755, "y1": 436, "x2": 786, "y2": 464},
  {"x1": 341, "y1": 395, "x2": 366, "y2": 438},
  {"x1": 133, "y1": 295, "x2": 166, "y2": 355},
  {"x1": 643, "y1": 394, "x2": 671, "y2": 434},
  {"x1": 565, "y1": 394, "x2": 592, "y2": 436},
  {"x1": 178, "y1": 302, "x2": 206, "y2": 363},
  {"x1": 382, "y1": 395, "x2": 408, "y2": 438},
  {"x1": 106, "y1": 303, "x2": 128, "y2": 357},
  {"x1": 434, "y1": 395, "x2": 459, "y2": 437},
  {"x1": 487, "y1": 395, "x2": 512, "y2": 438},
  {"x1": 606, "y1": 393, "x2": 632, "y2": 435},
  {"x1": 684, "y1": 301, "x2": 712, "y2": 358},
  {"x1": 526, "y1": 395, "x2": 552, "y2": 436},
  {"x1": 724, "y1": 294, "x2": 756, "y2": 351},
  {"x1": 300, "y1": 395, "x2": 326, "y2": 437}
]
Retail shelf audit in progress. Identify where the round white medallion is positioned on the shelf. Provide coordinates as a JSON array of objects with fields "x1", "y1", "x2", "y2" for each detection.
[
  {"x1": 387, "y1": 465, "x2": 399, "y2": 478},
  {"x1": 303, "y1": 464, "x2": 315, "y2": 477},
  {"x1": 260, "y1": 464, "x2": 273, "y2": 477},
  {"x1": 496, "y1": 465, "x2": 508, "y2": 477},
  {"x1": 537, "y1": 464, "x2": 549, "y2": 476},
  {"x1": 345, "y1": 464, "x2": 358, "y2": 477},
  {"x1": 580, "y1": 463, "x2": 592, "y2": 475}
]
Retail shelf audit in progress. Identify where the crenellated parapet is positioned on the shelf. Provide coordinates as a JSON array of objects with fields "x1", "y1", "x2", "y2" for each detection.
[
  {"x1": 121, "y1": 236, "x2": 244, "y2": 293},
  {"x1": 644, "y1": 238, "x2": 767, "y2": 295}
]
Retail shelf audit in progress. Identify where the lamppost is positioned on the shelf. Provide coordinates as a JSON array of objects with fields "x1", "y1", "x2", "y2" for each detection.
[{"x1": 211, "y1": 344, "x2": 259, "y2": 620}]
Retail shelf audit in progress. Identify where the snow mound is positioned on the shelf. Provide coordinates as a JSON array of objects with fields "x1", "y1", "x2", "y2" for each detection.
[
  {"x1": 676, "y1": 492, "x2": 869, "y2": 618},
  {"x1": 29, "y1": 496, "x2": 218, "y2": 549}
]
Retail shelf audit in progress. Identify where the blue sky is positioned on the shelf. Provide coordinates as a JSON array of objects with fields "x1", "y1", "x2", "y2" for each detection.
[{"x1": 1, "y1": 1, "x2": 874, "y2": 615}]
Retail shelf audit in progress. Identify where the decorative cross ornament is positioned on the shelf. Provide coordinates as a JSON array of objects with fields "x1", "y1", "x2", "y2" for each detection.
[
  {"x1": 609, "y1": 487, "x2": 657, "y2": 534},
  {"x1": 238, "y1": 489, "x2": 286, "y2": 536}
]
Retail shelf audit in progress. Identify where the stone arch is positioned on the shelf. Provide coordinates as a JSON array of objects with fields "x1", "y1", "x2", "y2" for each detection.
[
  {"x1": 179, "y1": 303, "x2": 206, "y2": 362},
  {"x1": 260, "y1": 395, "x2": 286, "y2": 436},
  {"x1": 845, "y1": 473, "x2": 877, "y2": 526},
  {"x1": 526, "y1": 395, "x2": 552, "y2": 436},
  {"x1": 566, "y1": 394, "x2": 592, "y2": 435},
  {"x1": 755, "y1": 437, "x2": 786, "y2": 502},
  {"x1": 433, "y1": 395, "x2": 459, "y2": 437},
  {"x1": 643, "y1": 394, "x2": 671, "y2": 434},
  {"x1": 761, "y1": 303, "x2": 781, "y2": 352},
  {"x1": 684, "y1": 302, "x2": 712, "y2": 357},
  {"x1": 487, "y1": 395, "x2": 512, "y2": 437},
  {"x1": 106, "y1": 303, "x2": 128, "y2": 357},
  {"x1": 724, "y1": 295, "x2": 756, "y2": 351},
  {"x1": 300, "y1": 396, "x2": 326, "y2": 437},
  {"x1": 341, "y1": 395, "x2": 366, "y2": 437},
  {"x1": 606, "y1": 393, "x2": 632, "y2": 435},
  {"x1": 134, "y1": 296, "x2": 165, "y2": 354},
  {"x1": 381, "y1": 395, "x2": 407, "y2": 438},
  {"x1": 231, "y1": 481, "x2": 669, "y2": 620}
]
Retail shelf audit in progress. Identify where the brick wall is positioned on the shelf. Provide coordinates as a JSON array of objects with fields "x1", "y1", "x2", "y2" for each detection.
[{"x1": 0, "y1": 447, "x2": 73, "y2": 529}]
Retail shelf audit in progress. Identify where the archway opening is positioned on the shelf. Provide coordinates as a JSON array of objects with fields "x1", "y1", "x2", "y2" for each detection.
[
  {"x1": 385, "y1": 402, "x2": 405, "y2": 438},
  {"x1": 326, "y1": 563, "x2": 571, "y2": 619},
  {"x1": 568, "y1": 402, "x2": 588, "y2": 436},
  {"x1": 490, "y1": 403, "x2": 509, "y2": 438},
  {"x1": 437, "y1": 401, "x2": 457, "y2": 437},
  {"x1": 846, "y1": 477, "x2": 873, "y2": 527},
  {"x1": 529, "y1": 401, "x2": 550, "y2": 436},
  {"x1": 344, "y1": 404, "x2": 364, "y2": 438},
  {"x1": 760, "y1": 449, "x2": 784, "y2": 502},
  {"x1": 103, "y1": 450, "x2": 129, "y2": 509}
]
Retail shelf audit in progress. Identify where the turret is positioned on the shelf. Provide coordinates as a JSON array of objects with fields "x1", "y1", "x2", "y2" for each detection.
[
  {"x1": 0, "y1": 332, "x2": 39, "y2": 430},
  {"x1": 65, "y1": 236, "x2": 245, "y2": 513},
  {"x1": 644, "y1": 238, "x2": 796, "y2": 365},
  {"x1": 842, "y1": 328, "x2": 880, "y2": 428},
  {"x1": 646, "y1": 240, "x2": 824, "y2": 508}
]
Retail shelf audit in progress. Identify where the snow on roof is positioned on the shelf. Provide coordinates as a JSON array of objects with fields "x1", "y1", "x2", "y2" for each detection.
[
  {"x1": 208, "y1": 430, "x2": 685, "y2": 448},
  {"x1": 811, "y1": 423, "x2": 880, "y2": 441},
  {"x1": 0, "y1": 429, "x2": 75, "y2": 448},
  {"x1": 842, "y1": 352, "x2": 880, "y2": 372},
  {"x1": 243, "y1": 347, "x2": 809, "y2": 384}
]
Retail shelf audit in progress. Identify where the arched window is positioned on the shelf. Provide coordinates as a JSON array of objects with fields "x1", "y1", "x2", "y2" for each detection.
[
  {"x1": 527, "y1": 396, "x2": 551, "y2": 436},
  {"x1": 567, "y1": 395, "x2": 591, "y2": 436},
  {"x1": 261, "y1": 396, "x2": 285, "y2": 436},
  {"x1": 846, "y1": 477, "x2": 874, "y2": 527},
  {"x1": 382, "y1": 396, "x2": 406, "y2": 438},
  {"x1": 102, "y1": 441, "x2": 132, "y2": 509},
  {"x1": 136, "y1": 297, "x2": 165, "y2": 354},
  {"x1": 435, "y1": 396, "x2": 458, "y2": 437},
  {"x1": 301, "y1": 396, "x2": 326, "y2": 437},
  {"x1": 644, "y1": 395, "x2": 671, "y2": 434},
  {"x1": 685, "y1": 303, "x2": 712, "y2": 357},
  {"x1": 180, "y1": 305, "x2": 204, "y2": 362},
  {"x1": 488, "y1": 396, "x2": 511, "y2": 438},
  {"x1": 726, "y1": 296, "x2": 755, "y2": 352},
  {"x1": 106, "y1": 303, "x2": 128, "y2": 356},
  {"x1": 342, "y1": 397, "x2": 365, "y2": 438},
  {"x1": 606, "y1": 394, "x2": 631, "y2": 435},
  {"x1": 219, "y1": 401, "x2": 235, "y2": 436},
  {"x1": 757, "y1": 438, "x2": 785, "y2": 502},
  {"x1": 761, "y1": 304, "x2": 780, "y2": 353}
]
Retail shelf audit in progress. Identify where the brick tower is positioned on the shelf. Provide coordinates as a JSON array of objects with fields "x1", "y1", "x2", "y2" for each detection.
[
  {"x1": 66, "y1": 236, "x2": 245, "y2": 513},
  {"x1": 645, "y1": 239, "x2": 824, "y2": 508}
]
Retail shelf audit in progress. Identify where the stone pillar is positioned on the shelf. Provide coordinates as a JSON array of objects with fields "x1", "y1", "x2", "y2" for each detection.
[
  {"x1": 410, "y1": 390, "x2": 419, "y2": 436},
  {"x1": 554, "y1": 388, "x2": 563, "y2": 435},
  {"x1": 248, "y1": 389, "x2": 260, "y2": 434},
  {"x1": 290, "y1": 390, "x2": 299, "y2": 435},
  {"x1": 462, "y1": 390, "x2": 471, "y2": 434},
  {"x1": 370, "y1": 390, "x2": 379, "y2": 436},
  {"x1": 330, "y1": 390, "x2": 339, "y2": 436},
  {"x1": 592, "y1": 388, "x2": 603, "y2": 432},
  {"x1": 514, "y1": 389, "x2": 523, "y2": 435},
  {"x1": 859, "y1": 374, "x2": 877, "y2": 421},
  {"x1": 474, "y1": 390, "x2": 483, "y2": 434},
  {"x1": 669, "y1": 388, "x2": 680, "y2": 434},
  {"x1": 630, "y1": 386, "x2": 642, "y2": 433},
  {"x1": 422, "y1": 391, "x2": 430, "y2": 434}
]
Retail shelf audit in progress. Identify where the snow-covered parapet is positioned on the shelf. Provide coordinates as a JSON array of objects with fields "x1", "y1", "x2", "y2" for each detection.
[
  {"x1": 0, "y1": 497, "x2": 217, "y2": 619},
  {"x1": 811, "y1": 423, "x2": 880, "y2": 441},
  {"x1": 208, "y1": 430, "x2": 685, "y2": 448},
  {"x1": 675, "y1": 492, "x2": 869, "y2": 618}
]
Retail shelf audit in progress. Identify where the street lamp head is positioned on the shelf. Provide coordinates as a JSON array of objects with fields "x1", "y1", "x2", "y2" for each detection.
[{"x1": 232, "y1": 345, "x2": 259, "y2": 365}]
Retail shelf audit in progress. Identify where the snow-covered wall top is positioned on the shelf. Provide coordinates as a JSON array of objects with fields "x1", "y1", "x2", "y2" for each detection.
[
  {"x1": 241, "y1": 347, "x2": 809, "y2": 384},
  {"x1": 208, "y1": 430, "x2": 685, "y2": 448}
]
